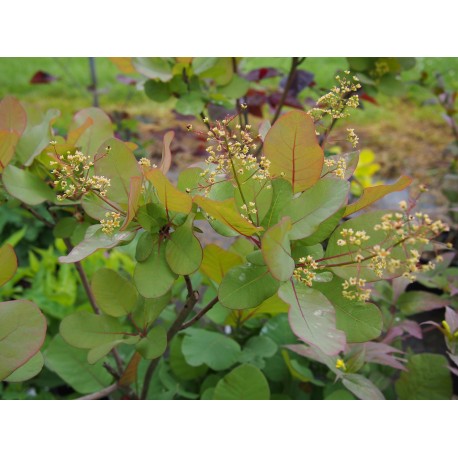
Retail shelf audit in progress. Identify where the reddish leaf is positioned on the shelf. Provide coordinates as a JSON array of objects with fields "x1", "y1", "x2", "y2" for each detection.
[
  {"x1": 264, "y1": 110, "x2": 324, "y2": 193},
  {"x1": 120, "y1": 176, "x2": 143, "y2": 230},
  {"x1": 160, "y1": 131, "x2": 174, "y2": 175},
  {"x1": 244, "y1": 67, "x2": 281, "y2": 82},
  {"x1": 344, "y1": 175, "x2": 413, "y2": 217},
  {"x1": 362, "y1": 342, "x2": 406, "y2": 371},
  {"x1": 29, "y1": 70, "x2": 58, "y2": 84},
  {"x1": 119, "y1": 352, "x2": 142, "y2": 386},
  {"x1": 0, "y1": 96, "x2": 27, "y2": 135}
]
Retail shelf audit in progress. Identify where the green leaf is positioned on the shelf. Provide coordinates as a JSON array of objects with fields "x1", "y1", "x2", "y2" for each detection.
[
  {"x1": 213, "y1": 364, "x2": 270, "y2": 400},
  {"x1": 60, "y1": 311, "x2": 125, "y2": 349},
  {"x1": 199, "y1": 58, "x2": 234, "y2": 85},
  {"x1": 398, "y1": 291, "x2": 450, "y2": 316},
  {"x1": 200, "y1": 244, "x2": 243, "y2": 284},
  {"x1": 300, "y1": 208, "x2": 344, "y2": 245},
  {"x1": 133, "y1": 57, "x2": 173, "y2": 82},
  {"x1": 314, "y1": 276, "x2": 383, "y2": 342},
  {"x1": 195, "y1": 196, "x2": 261, "y2": 236},
  {"x1": 280, "y1": 177, "x2": 349, "y2": 240},
  {"x1": 87, "y1": 338, "x2": 138, "y2": 365},
  {"x1": 278, "y1": 282, "x2": 346, "y2": 355},
  {"x1": 146, "y1": 168, "x2": 193, "y2": 214},
  {"x1": 45, "y1": 335, "x2": 113, "y2": 394},
  {"x1": 166, "y1": 215, "x2": 203, "y2": 275},
  {"x1": 264, "y1": 110, "x2": 324, "y2": 193},
  {"x1": 136, "y1": 326, "x2": 167, "y2": 360},
  {"x1": 395, "y1": 354, "x2": 452, "y2": 400},
  {"x1": 136, "y1": 231, "x2": 155, "y2": 262},
  {"x1": 4, "y1": 352, "x2": 44, "y2": 382},
  {"x1": 91, "y1": 268, "x2": 138, "y2": 317},
  {"x1": 59, "y1": 225, "x2": 134, "y2": 263},
  {"x1": 53, "y1": 217, "x2": 78, "y2": 239},
  {"x1": 2, "y1": 164, "x2": 55, "y2": 205},
  {"x1": 261, "y1": 216, "x2": 294, "y2": 281},
  {"x1": 342, "y1": 373, "x2": 384, "y2": 400},
  {"x1": 16, "y1": 108, "x2": 59, "y2": 165},
  {"x1": 182, "y1": 328, "x2": 242, "y2": 371},
  {"x1": 94, "y1": 138, "x2": 142, "y2": 206},
  {"x1": 219, "y1": 263, "x2": 281, "y2": 310},
  {"x1": 169, "y1": 336, "x2": 208, "y2": 381},
  {"x1": 170, "y1": 336, "x2": 208, "y2": 381},
  {"x1": 344, "y1": 176, "x2": 412, "y2": 216},
  {"x1": 175, "y1": 92, "x2": 205, "y2": 116},
  {"x1": 261, "y1": 178, "x2": 293, "y2": 228},
  {"x1": 134, "y1": 241, "x2": 178, "y2": 298},
  {"x1": 132, "y1": 294, "x2": 171, "y2": 328},
  {"x1": 217, "y1": 75, "x2": 250, "y2": 99},
  {"x1": 0, "y1": 300, "x2": 47, "y2": 381},
  {"x1": 0, "y1": 243, "x2": 17, "y2": 288},
  {"x1": 137, "y1": 203, "x2": 168, "y2": 233},
  {"x1": 239, "y1": 336, "x2": 278, "y2": 368},
  {"x1": 69, "y1": 107, "x2": 114, "y2": 157},
  {"x1": 144, "y1": 80, "x2": 172, "y2": 102},
  {"x1": 192, "y1": 57, "x2": 219, "y2": 75}
]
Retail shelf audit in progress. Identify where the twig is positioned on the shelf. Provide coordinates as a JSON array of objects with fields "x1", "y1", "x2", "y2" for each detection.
[
  {"x1": 180, "y1": 296, "x2": 219, "y2": 330},
  {"x1": 64, "y1": 239, "x2": 100, "y2": 314},
  {"x1": 21, "y1": 204, "x2": 54, "y2": 228},
  {"x1": 141, "y1": 277, "x2": 200, "y2": 399},
  {"x1": 77, "y1": 383, "x2": 119, "y2": 400},
  {"x1": 271, "y1": 57, "x2": 304, "y2": 125}
]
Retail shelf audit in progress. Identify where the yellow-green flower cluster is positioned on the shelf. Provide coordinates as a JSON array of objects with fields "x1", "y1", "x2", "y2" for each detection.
[
  {"x1": 100, "y1": 212, "x2": 121, "y2": 235},
  {"x1": 342, "y1": 277, "x2": 371, "y2": 301},
  {"x1": 337, "y1": 202, "x2": 450, "y2": 301},
  {"x1": 293, "y1": 256, "x2": 319, "y2": 287},
  {"x1": 50, "y1": 148, "x2": 111, "y2": 201},
  {"x1": 346, "y1": 128, "x2": 359, "y2": 148},
  {"x1": 199, "y1": 118, "x2": 271, "y2": 194},
  {"x1": 240, "y1": 201, "x2": 258, "y2": 221},
  {"x1": 308, "y1": 71, "x2": 361, "y2": 122},
  {"x1": 324, "y1": 157, "x2": 347, "y2": 179}
]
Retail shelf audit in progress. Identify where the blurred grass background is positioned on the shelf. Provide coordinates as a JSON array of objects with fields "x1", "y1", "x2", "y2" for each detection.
[{"x1": 1, "y1": 57, "x2": 457, "y2": 129}]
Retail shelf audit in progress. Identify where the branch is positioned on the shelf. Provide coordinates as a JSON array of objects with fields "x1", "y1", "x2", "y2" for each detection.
[
  {"x1": 180, "y1": 296, "x2": 219, "y2": 331},
  {"x1": 64, "y1": 239, "x2": 101, "y2": 314},
  {"x1": 21, "y1": 204, "x2": 54, "y2": 228},
  {"x1": 77, "y1": 383, "x2": 119, "y2": 400},
  {"x1": 141, "y1": 277, "x2": 200, "y2": 399},
  {"x1": 271, "y1": 57, "x2": 304, "y2": 125}
]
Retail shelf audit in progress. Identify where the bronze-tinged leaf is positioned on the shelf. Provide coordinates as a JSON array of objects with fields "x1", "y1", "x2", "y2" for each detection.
[
  {"x1": 344, "y1": 175, "x2": 412, "y2": 216},
  {"x1": 0, "y1": 96, "x2": 27, "y2": 135},
  {"x1": 200, "y1": 244, "x2": 243, "y2": 284},
  {"x1": 0, "y1": 131, "x2": 19, "y2": 171},
  {"x1": 119, "y1": 352, "x2": 142, "y2": 386},
  {"x1": 194, "y1": 196, "x2": 262, "y2": 236},
  {"x1": 0, "y1": 244, "x2": 17, "y2": 288},
  {"x1": 264, "y1": 110, "x2": 323, "y2": 193},
  {"x1": 109, "y1": 57, "x2": 137, "y2": 74},
  {"x1": 67, "y1": 116, "x2": 94, "y2": 146},
  {"x1": 160, "y1": 131, "x2": 174, "y2": 175},
  {"x1": 146, "y1": 168, "x2": 192, "y2": 214},
  {"x1": 120, "y1": 176, "x2": 143, "y2": 230}
]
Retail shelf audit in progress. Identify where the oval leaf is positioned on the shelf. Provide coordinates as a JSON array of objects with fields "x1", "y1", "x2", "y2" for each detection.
[
  {"x1": 219, "y1": 264, "x2": 281, "y2": 310},
  {"x1": 0, "y1": 300, "x2": 47, "y2": 380},
  {"x1": 279, "y1": 282, "x2": 346, "y2": 356},
  {"x1": 92, "y1": 268, "x2": 138, "y2": 317},
  {"x1": 264, "y1": 110, "x2": 324, "y2": 193}
]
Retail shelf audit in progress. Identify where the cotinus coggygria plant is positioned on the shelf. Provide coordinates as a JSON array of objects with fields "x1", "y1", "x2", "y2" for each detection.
[{"x1": 0, "y1": 90, "x2": 450, "y2": 400}]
